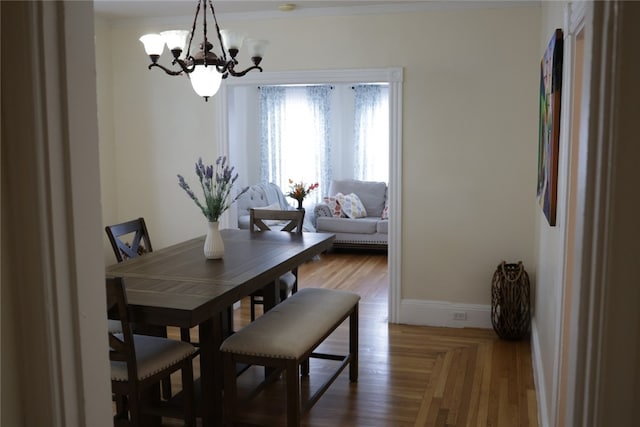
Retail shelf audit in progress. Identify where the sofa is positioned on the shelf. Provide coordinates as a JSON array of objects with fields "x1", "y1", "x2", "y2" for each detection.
[{"x1": 313, "y1": 179, "x2": 388, "y2": 250}]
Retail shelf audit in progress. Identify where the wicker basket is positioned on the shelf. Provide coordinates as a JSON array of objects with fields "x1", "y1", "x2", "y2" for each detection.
[{"x1": 491, "y1": 261, "x2": 531, "y2": 340}]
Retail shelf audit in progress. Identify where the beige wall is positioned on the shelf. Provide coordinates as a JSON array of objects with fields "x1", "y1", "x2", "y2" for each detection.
[
  {"x1": 96, "y1": 17, "x2": 119, "y2": 266},
  {"x1": 97, "y1": 6, "x2": 540, "y2": 309}
]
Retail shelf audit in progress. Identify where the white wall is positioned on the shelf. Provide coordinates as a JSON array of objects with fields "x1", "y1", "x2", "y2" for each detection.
[{"x1": 97, "y1": 5, "x2": 540, "y2": 314}]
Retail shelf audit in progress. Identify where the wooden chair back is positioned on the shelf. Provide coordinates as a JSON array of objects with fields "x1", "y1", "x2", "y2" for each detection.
[
  {"x1": 248, "y1": 209, "x2": 305, "y2": 320},
  {"x1": 249, "y1": 209, "x2": 305, "y2": 234},
  {"x1": 105, "y1": 218, "x2": 153, "y2": 262},
  {"x1": 106, "y1": 277, "x2": 140, "y2": 401}
]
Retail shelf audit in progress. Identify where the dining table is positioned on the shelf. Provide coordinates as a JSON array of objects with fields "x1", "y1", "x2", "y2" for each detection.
[{"x1": 106, "y1": 228, "x2": 335, "y2": 427}]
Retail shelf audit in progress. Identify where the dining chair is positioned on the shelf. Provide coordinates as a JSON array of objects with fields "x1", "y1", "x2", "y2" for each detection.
[
  {"x1": 107, "y1": 276, "x2": 197, "y2": 427},
  {"x1": 105, "y1": 217, "x2": 191, "y2": 400},
  {"x1": 105, "y1": 218, "x2": 195, "y2": 337},
  {"x1": 249, "y1": 208, "x2": 305, "y2": 320}
]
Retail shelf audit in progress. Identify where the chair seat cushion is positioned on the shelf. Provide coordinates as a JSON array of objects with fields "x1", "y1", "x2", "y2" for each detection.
[
  {"x1": 108, "y1": 319, "x2": 122, "y2": 334},
  {"x1": 253, "y1": 272, "x2": 297, "y2": 300},
  {"x1": 221, "y1": 288, "x2": 360, "y2": 360},
  {"x1": 279, "y1": 271, "x2": 296, "y2": 292},
  {"x1": 111, "y1": 334, "x2": 196, "y2": 381}
]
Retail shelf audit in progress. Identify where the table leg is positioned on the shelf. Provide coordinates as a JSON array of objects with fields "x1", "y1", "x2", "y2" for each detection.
[
  {"x1": 198, "y1": 313, "x2": 224, "y2": 427},
  {"x1": 262, "y1": 280, "x2": 279, "y2": 312}
]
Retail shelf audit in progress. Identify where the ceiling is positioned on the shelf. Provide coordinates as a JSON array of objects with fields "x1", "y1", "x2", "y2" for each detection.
[{"x1": 93, "y1": 0, "x2": 432, "y2": 21}]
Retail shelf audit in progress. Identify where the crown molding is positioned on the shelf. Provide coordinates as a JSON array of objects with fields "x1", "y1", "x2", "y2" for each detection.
[{"x1": 102, "y1": 1, "x2": 540, "y2": 29}]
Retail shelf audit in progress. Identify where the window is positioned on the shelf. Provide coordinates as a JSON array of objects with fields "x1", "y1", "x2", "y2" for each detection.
[
  {"x1": 259, "y1": 85, "x2": 332, "y2": 206},
  {"x1": 353, "y1": 84, "x2": 389, "y2": 182},
  {"x1": 258, "y1": 83, "x2": 389, "y2": 207}
]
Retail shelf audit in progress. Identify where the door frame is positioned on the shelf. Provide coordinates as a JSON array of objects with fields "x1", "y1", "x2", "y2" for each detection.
[
  {"x1": 556, "y1": 1, "x2": 640, "y2": 426},
  {"x1": 215, "y1": 67, "x2": 403, "y2": 322}
]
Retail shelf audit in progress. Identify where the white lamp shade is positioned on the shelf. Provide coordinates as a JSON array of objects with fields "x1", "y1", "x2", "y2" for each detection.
[
  {"x1": 189, "y1": 65, "x2": 223, "y2": 98},
  {"x1": 139, "y1": 34, "x2": 165, "y2": 56},
  {"x1": 160, "y1": 30, "x2": 189, "y2": 53},
  {"x1": 220, "y1": 29, "x2": 246, "y2": 51},
  {"x1": 245, "y1": 39, "x2": 269, "y2": 58}
]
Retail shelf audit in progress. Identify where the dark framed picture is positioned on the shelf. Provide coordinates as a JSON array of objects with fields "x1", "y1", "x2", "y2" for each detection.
[{"x1": 537, "y1": 28, "x2": 563, "y2": 226}]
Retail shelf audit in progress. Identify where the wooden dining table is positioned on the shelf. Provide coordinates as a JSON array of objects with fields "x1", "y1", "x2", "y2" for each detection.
[{"x1": 106, "y1": 228, "x2": 335, "y2": 427}]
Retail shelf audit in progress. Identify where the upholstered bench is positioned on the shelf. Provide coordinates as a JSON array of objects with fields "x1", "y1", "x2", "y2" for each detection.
[{"x1": 220, "y1": 288, "x2": 360, "y2": 427}]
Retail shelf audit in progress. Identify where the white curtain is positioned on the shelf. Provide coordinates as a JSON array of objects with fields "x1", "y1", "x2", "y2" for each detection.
[
  {"x1": 260, "y1": 85, "x2": 332, "y2": 207},
  {"x1": 353, "y1": 84, "x2": 389, "y2": 182}
]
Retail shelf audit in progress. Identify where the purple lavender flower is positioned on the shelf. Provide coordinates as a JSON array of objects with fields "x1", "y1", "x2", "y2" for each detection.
[{"x1": 177, "y1": 156, "x2": 245, "y2": 222}]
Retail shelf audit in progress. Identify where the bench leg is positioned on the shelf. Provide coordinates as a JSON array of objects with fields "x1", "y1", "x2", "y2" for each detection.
[
  {"x1": 349, "y1": 303, "x2": 359, "y2": 382},
  {"x1": 286, "y1": 359, "x2": 301, "y2": 427}
]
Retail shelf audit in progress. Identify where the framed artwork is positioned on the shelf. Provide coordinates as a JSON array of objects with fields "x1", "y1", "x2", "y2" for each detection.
[{"x1": 537, "y1": 29, "x2": 563, "y2": 226}]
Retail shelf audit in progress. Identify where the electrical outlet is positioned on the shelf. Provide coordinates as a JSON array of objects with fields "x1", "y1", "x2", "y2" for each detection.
[{"x1": 453, "y1": 311, "x2": 467, "y2": 321}]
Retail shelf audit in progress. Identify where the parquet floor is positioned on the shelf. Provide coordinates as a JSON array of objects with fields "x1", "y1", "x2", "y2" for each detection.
[{"x1": 165, "y1": 251, "x2": 538, "y2": 426}]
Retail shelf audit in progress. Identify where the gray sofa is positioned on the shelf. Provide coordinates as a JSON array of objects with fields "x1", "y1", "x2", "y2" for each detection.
[{"x1": 313, "y1": 179, "x2": 388, "y2": 250}]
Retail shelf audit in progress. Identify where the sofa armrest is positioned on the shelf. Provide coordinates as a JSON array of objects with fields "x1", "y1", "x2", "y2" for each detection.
[
  {"x1": 313, "y1": 203, "x2": 332, "y2": 228},
  {"x1": 314, "y1": 203, "x2": 332, "y2": 218}
]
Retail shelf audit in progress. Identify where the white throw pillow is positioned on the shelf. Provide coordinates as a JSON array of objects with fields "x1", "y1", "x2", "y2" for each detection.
[{"x1": 336, "y1": 193, "x2": 367, "y2": 219}]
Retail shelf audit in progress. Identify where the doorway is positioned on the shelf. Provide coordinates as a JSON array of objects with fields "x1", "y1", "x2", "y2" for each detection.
[{"x1": 215, "y1": 67, "x2": 404, "y2": 322}]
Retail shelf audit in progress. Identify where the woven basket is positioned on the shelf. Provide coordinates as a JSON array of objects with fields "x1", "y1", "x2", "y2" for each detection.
[{"x1": 491, "y1": 261, "x2": 531, "y2": 340}]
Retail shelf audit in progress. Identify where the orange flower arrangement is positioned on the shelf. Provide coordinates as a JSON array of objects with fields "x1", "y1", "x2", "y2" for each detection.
[{"x1": 286, "y1": 179, "x2": 319, "y2": 208}]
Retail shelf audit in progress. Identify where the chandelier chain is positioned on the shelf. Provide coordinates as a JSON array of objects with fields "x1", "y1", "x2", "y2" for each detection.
[
  {"x1": 208, "y1": 0, "x2": 228, "y2": 64},
  {"x1": 185, "y1": 1, "x2": 200, "y2": 60}
]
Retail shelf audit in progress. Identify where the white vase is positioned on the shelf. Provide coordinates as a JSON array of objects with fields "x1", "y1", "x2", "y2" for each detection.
[{"x1": 204, "y1": 221, "x2": 224, "y2": 259}]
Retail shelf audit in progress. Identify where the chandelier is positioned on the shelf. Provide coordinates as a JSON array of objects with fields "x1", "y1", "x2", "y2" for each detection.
[{"x1": 139, "y1": 0, "x2": 267, "y2": 101}]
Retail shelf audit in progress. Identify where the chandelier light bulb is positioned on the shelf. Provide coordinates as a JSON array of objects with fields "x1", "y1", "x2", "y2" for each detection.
[
  {"x1": 189, "y1": 65, "x2": 223, "y2": 101},
  {"x1": 160, "y1": 30, "x2": 190, "y2": 57},
  {"x1": 220, "y1": 29, "x2": 246, "y2": 56},
  {"x1": 139, "y1": 34, "x2": 165, "y2": 56},
  {"x1": 245, "y1": 39, "x2": 269, "y2": 62}
]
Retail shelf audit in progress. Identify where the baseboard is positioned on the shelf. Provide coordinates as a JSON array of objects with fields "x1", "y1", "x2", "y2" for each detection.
[
  {"x1": 398, "y1": 299, "x2": 492, "y2": 329},
  {"x1": 530, "y1": 320, "x2": 551, "y2": 427}
]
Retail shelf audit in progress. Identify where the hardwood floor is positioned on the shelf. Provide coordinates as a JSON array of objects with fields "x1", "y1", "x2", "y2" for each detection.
[{"x1": 165, "y1": 251, "x2": 539, "y2": 426}]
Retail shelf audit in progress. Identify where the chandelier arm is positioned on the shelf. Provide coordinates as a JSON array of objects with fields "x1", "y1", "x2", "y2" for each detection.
[
  {"x1": 226, "y1": 65, "x2": 264, "y2": 78},
  {"x1": 185, "y1": 1, "x2": 201, "y2": 58},
  {"x1": 178, "y1": 57, "x2": 197, "y2": 73},
  {"x1": 208, "y1": 0, "x2": 228, "y2": 62},
  {"x1": 148, "y1": 63, "x2": 184, "y2": 76}
]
